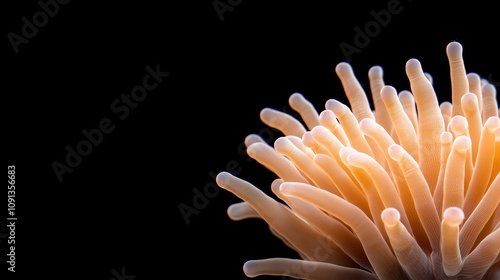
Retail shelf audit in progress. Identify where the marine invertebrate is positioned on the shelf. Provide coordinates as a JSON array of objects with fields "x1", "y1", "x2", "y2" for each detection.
[{"x1": 215, "y1": 42, "x2": 500, "y2": 279}]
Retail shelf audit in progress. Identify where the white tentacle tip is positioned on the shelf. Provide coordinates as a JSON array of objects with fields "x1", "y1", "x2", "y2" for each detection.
[
  {"x1": 289, "y1": 92, "x2": 305, "y2": 107},
  {"x1": 485, "y1": 117, "x2": 500, "y2": 132},
  {"x1": 461, "y1": 93, "x2": 479, "y2": 112},
  {"x1": 325, "y1": 99, "x2": 345, "y2": 112},
  {"x1": 227, "y1": 203, "x2": 250, "y2": 221},
  {"x1": 279, "y1": 182, "x2": 294, "y2": 196},
  {"x1": 380, "y1": 86, "x2": 399, "y2": 103},
  {"x1": 441, "y1": 132, "x2": 453, "y2": 144},
  {"x1": 359, "y1": 118, "x2": 376, "y2": 133},
  {"x1": 346, "y1": 152, "x2": 368, "y2": 168},
  {"x1": 335, "y1": 62, "x2": 353, "y2": 76},
  {"x1": 443, "y1": 207, "x2": 464, "y2": 226},
  {"x1": 382, "y1": 208, "x2": 401, "y2": 227},
  {"x1": 452, "y1": 136, "x2": 471, "y2": 152},
  {"x1": 446, "y1": 41, "x2": 463, "y2": 57},
  {"x1": 368, "y1": 65, "x2": 383, "y2": 78},
  {"x1": 406, "y1": 58, "x2": 422, "y2": 70},
  {"x1": 274, "y1": 137, "x2": 294, "y2": 154},
  {"x1": 216, "y1": 171, "x2": 231, "y2": 187},
  {"x1": 388, "y1": 144, "x2": 405, "y2": 161},
  {"x1": 339, "y1": 147, "x2": 357, "y2": 163},
  {"x1": 243, "y1": 260, "x2": 258, "y2": 278}
]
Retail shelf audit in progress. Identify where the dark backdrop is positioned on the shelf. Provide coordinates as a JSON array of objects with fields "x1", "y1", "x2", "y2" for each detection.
[{"x1": 4, "y1": 1, "x2": 500, "y2": 279}]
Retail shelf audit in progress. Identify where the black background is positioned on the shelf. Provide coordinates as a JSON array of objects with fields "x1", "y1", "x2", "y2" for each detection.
[{"x1": 4, "y1": 0, "x2": 500, "y2": 279}]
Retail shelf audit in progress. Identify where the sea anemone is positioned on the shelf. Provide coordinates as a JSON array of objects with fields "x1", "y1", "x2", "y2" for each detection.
[{"x1": 215, "y1": 42, "x2": 500, "y2": 280}]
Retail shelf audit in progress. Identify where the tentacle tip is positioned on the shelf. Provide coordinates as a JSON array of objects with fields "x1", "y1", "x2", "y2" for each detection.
[
  {"x1": 319, "y1": 109, "x2": 334, "y2": 118},
  {"x1": 325, "y1": 99, "x2": 342, "y2": 112},
  {"x1": 246, "y1": 142, "x2": 260, "y2": 157},
  {"x1": 312, "y1": 153, "x2": 326, "y2": 163},
  {"x1": 289, "y1": 92, "x2": 304, "y2": 105},
  {"x1": 443, "y1": 207, "x2": 464, "y2": 226},
  {"x1": 301, "y1": 131, "x2": 315, "y2": 147},
  {"x1": 259, "y1": 107, "x2": 274, "y2": 121},
  {"x1": 380, "y1": 85, "x2": 397, "y2": 99},
  {"x1": 274, "y1": 137, "x2": 293, "y2": 154},
  {"x1": 368, "y1": 65, "x2": 383, "y2": 77},
  {"x1": 245, "y1": 134, "x2": 263, "y2": 148},
  {"x1": 406, "y1": 58, "x2": 421, "y2": 70},
  {"x1": 279, "y1": 182, "x2": 294, "y2": 196},
  {"x1": 216, "y1": 171, "x2": 231, "y2": 187},
  {"x1": 271, "y1": 179, "x2": 283, "y2": 193},
  {"x1": 346, "y1": 152, "x2": 365, "y2": 167},
  {"x1": 453, "y1": 135, "x2": 471, "y2": 152},
  {"x1": 388, "y1": 144, "x2": 405, "y2": 161},
  {"x1": 335, "y1": 62, "x2": 353, "y2": 75},
  {"x1": 485, "y1": 116, "x2": 500, "y2": 131},
  {"x1": 243, "y1": 261, "x2": 258, "y2": 278},
  {"x1": 441, "y1": 131, "x2": 453, "y2": 144},
  {"x1": 339, "y1": 146, "x2": 357, "y2": 162},
  {"x1": 467, "y1": 72, "x2": 480, "y2": 80},
  {"x1": 311, "y1": 125, "x2": 328, "y2": 137},
  {"x1": 359, "y1": 118, "x2": 376, "y2": 133},
  {"x1": 446, "y1": 41, "x2": 463, "y2": 57},
  {"x1": 461, "y1": 92, "x2": 478, "y2": 110},
  {"x1": 440, "y1": 101, "x2": 453, "y2": 110},
  {"x1": 227, "y1": 204, "x2": 241, "y2": 220},
  {"x1": 398, "y1": 90, "x2": 413, "y2": 100},
  {"x1": 382, "y1": 208, "x2": 400, "y2": 227},
  {"x1": 449, "y1": 115, "x2": 469, "y2": 135},
  {"x1": 406, "y1": 58, "x2": 425, "y2": 79}
]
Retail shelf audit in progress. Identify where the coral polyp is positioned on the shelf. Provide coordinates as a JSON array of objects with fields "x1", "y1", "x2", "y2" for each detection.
[{"x1": 215, "y1": 42, "x2": 500, "y2": 279}]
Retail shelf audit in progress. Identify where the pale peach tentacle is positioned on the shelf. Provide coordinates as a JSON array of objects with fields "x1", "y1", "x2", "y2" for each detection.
[
  {"x1": 398, "y1": 90, "x2": 418, "y2": 136},
  {"x1": 359, "y1": 118, "x2": 424, "y2": 238},
  {"x1": 280, "y1": 182, "x2": 408, "y2": 280},
  {"x1": 302, "y1": 131, "x2": 329, "y2": 155},
  {"x1": 406, "y1": 58, "x2": 444, "y2": 190},
  {"x1": 460, "y1": 173, "x2": 500, "y2": 256},
  {"x1": 368, "y1": 65, "x2": 392, "y2": 133},
  {"x1": 318, "y1": 109, "x2": 350, "y2": 146},
  {"x1": 467, "y1": 73, "x2": 483, "y2": 117},
  {"x1": 382, "y1": 208, "x2": 432, "y2": 280},
  {"x1": 464, "y1": 117, "x2": 500, "y2": 218},
  {"x1": 271, "y1": 179, "x2": 372, "y2": 271},
  {"x1": 447, "y1": 116, "x2": 474, "y2": 193},
  {"x1": 289, "y1": 93, "x2": 320, "y2": 130},
  {"x1": 388, "y1": 144, "x2": 441, "y2": 252},
  {"x1": 440, "y1": 101, "x2": 453, "y2": 131},
  {"x1": 310, "y1": 125, "x2": 358, "y2": 184},
  {"x1": 346, "y1": 151, "x2": 411, "y2": 231},
  {"x1": 442, "y1": 136, "x2": 471, "y2": 211},
  {"x1": 381, "y1": 86, "x2": 419, "y2": 161},
  {"x1": 339, "y1": 147, "x2": 388, "y2": 239},
  {"x1": 260, "y1": 108, "x2": 307, "y2": 137},
  {"x1": 216, "y1": 172, "x2": 356, "y2": 266},
  {"x1": 336, "y1": 62, "x2": 375, "y2": 122},
  {"x1": 227, "y1": 201, "x2": 260, "y2": 221},
  {"x1": 441, "y1": 207, "x2": 465, "y2": 277},
  {"x1": 286, "y1": 135, "x2": 315, "y2": 159},
  {"x1": 447, "y1": 42, "x2": 469, "y2": 117},
  {"x1": 247, "y1": 142, "x2": 308, "y2": 183},
  {"x1": 482, "y1": 83, "x2": 499, "y2": 123},
  {"x1": 433, "y1": 132, "x2": 453, "y2": 215},
  {"x1": 274, "y1": 137, "x2": 341, "y2": 196},
  {"x1": 326, "y1": 99, "x2": 374, "y2": 157},
  {"x1": 460, "y1": 227, "x2": 500, "y2": 279},
  {"x1": 243, "y1": 258, "x2": 377, "y2": 280},
  {"x1": 313, "y1": 154, "x2": 370, "y2": 216},
  {"x1": 461, "y1": 93, "x2": 482, "y2": 163}
]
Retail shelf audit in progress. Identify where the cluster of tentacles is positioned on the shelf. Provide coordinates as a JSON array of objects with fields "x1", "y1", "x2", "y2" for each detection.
[{"x1": 215, "y1": 42, "x2": 500, "y2": 279}]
